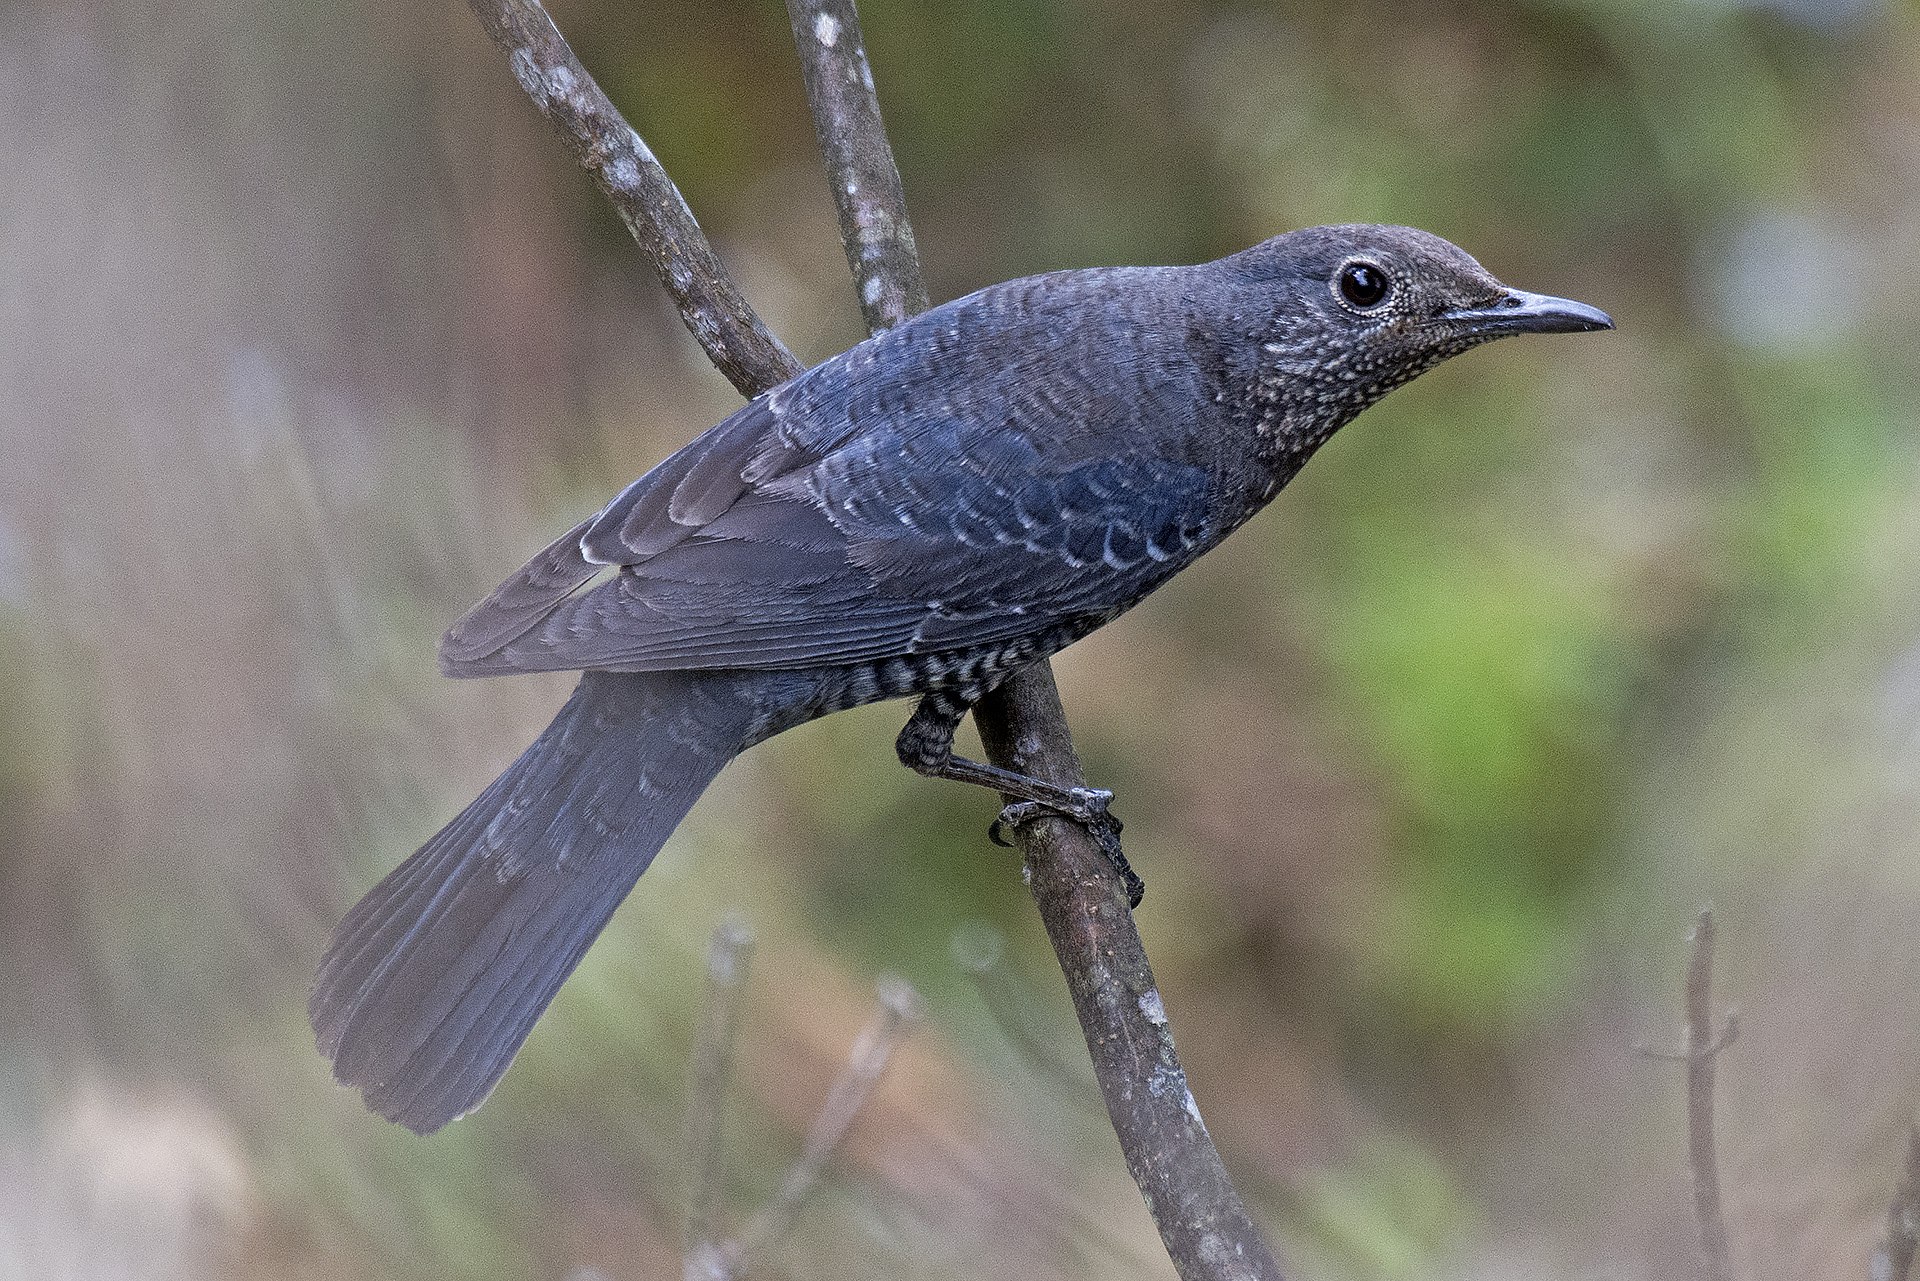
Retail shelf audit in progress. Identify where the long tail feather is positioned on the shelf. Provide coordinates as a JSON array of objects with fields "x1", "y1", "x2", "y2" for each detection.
[{"x1": 310, "y1": 670, "x2": 761, "y2": 1133}]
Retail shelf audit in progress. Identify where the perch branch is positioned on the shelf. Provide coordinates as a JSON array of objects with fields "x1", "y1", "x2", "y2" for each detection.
[
  {"x1": 685, "y1": 916, "x2": 756, "y2": 1261},
  {"x1": 465, "y1": 0, "x2": 801, "y2": 396},
  {"x1": 972, "y1": 668, "x2": 1286, "y2": 1281},
  {"x1": 784, "y1": 5, "x2": 1284, "y2": 1275},
  {"x1": 1874, "y1": 1125, "x2": 1920, "y2": 1281}
]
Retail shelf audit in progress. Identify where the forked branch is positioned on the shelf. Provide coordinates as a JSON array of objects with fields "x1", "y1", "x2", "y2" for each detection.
[
  {"x1": 784, "y1": 0, "x2": 929, "y2": 332},
  {"x1": 468, "y1": 2, "x2": 1286, "y2": 1276}
]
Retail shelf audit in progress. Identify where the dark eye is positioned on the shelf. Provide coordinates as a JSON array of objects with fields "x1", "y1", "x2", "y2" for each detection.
[{"x1": 1337, "y1": 261, "x2": 1391, "y2": 310}]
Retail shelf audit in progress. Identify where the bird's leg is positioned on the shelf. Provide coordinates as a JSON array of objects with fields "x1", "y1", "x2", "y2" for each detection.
[
  {"x1": 895, "y1": 689, "x2": 1111, "y2": 818},
  {"x1": 895, "y1": 690, "x2": 1144, "y2": 907}
]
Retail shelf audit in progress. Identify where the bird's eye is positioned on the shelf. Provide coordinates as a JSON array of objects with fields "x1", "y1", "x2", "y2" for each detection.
[{"x1": 1336, "y1": 261, "x2": 1391, "y2": 310}]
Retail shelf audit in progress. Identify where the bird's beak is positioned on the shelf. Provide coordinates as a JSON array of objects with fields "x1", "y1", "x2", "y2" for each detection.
[{"x1": 1447, "y1": 288, "x2": 1614, "y2": 336}]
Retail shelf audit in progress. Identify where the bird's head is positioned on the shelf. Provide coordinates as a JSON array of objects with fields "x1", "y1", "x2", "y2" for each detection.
[{"x1": 1220, "y1": 223, "x2": 1612, "y2": 444}]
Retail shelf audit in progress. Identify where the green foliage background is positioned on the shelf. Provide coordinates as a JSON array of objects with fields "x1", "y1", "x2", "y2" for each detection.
[{"x1": 3, "y1": 0, "x2": 1919, "y2": 1277}]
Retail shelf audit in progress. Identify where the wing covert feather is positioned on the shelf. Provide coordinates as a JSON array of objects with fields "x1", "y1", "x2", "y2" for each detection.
[{"x1": 442, "y1": 268, "x2": 1217, "y2": 678}]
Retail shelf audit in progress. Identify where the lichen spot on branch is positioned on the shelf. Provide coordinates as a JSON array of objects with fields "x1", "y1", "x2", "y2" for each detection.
[
  {"x1": 814, "y1": 12, "x2": 841, "y2": 47},
  {"x1": 506, "y1": 47, "x2": 578, "y2": 110},
  {"x1": 606, "y1": 153, "x2": 641, "y2": 193},
  {"x1": 1184, "y1": 1088, "x2": 1208, "y2": 1133},
  {"x1": 507, "y1": 47, "x2": 543, "y2": 100}
]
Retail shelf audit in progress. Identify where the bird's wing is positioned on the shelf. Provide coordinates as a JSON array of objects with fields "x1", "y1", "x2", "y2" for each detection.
[
  {"x1": 442, "y1": 271, "x2": 1214, "y2": 677},
  {"x1": 438, "y1": 393, "x2": 811, "y2": 665}
]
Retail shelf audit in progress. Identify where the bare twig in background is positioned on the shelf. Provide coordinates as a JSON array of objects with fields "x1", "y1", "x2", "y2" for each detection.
[
  {"x1": 783, "y1": 0, "x2": 930, "y2": 332},
  {"x1": 721, "y1": 977, "x2": 924, "y2": 1279},
  {"x1": 1683, "y1": 909, "x2": 1737, "y2": 1281},
  {"x1": 1639, "y1": 908, "x2": 1739, "y2": 1281},
  {"x1": 685, "y1": 917, "x2": 756, "y2": 1261},
  {"x1": 1874, "y1": 1126, "x2": 1920, "y2": 1281},
  {"x1": 473, "y1": 1, "x2": 1287, "y2": 1276},
  {"x1": 463, "y1": 0, "x2": 801, "y2": 397},
  {"x1": 679, "y1": 940, "x2": 922, "y2": 1281}
]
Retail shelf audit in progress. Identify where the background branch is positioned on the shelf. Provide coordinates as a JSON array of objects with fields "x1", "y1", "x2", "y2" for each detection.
[
  {"x1": 473, "y1": 2, "x2": 1285, "y2": 1277},
  {"x1": 1875, "y1": 1126, "x2": 1920, "y2": 1281},
  {"x1": 465, "y1": 0, "x2": 800, "y2": 396},
  {"x1": 681, "y1": 940, "x2": 922, "y2": 1281},
  {"x1": 784, "y1": 0, "x2": 930, "y2": 332},
  {"x1": 1684, "y1": 909, "x2": 1736, "y2": 1281},
  {"x1": 1638, "y1": 909, "x2": 1738, "y2": 1281},
  {"x1": 721, "y1": 977, "x2": 923, "y2": 1280},
  {"x1": 685, "y1": 916, "x2": 756, "y2": 1262}
]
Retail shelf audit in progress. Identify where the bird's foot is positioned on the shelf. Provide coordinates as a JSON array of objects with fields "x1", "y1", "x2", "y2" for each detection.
[
  {"x1": 998, "y1": 785, "x2": 1114, "y2": 828},
  {"x1": 989, "y1": 791, "x2": 1144, "y2": 908}
]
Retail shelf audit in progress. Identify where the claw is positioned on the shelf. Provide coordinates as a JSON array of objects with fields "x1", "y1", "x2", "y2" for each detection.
[
  {"x1": 990, "y1": 799, "x2": 1079, "y2": 843},
  {"x1": 989, "y1": 800, "x2": 1047, "y2": 847}
]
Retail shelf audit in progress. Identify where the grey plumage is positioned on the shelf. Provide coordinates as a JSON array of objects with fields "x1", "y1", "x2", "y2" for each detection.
[{"x1": 312, "y1": 224, "x2": 1612, "y2": 1132}]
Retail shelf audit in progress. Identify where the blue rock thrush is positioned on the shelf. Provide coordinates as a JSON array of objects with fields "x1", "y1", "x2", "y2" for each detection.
[{"x1": 312, "y1": 224, "x2": 1611, "y2": 1132}]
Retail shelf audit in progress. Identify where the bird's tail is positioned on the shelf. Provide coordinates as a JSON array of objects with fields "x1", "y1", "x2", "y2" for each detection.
[{"x1": 310, "y1": 669, "x2": 763, "y2": 1134}]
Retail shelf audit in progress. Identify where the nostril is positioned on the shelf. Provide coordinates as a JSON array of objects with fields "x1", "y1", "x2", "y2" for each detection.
[{"x1": 1499, "y1": 294, "x2": 1523, "y2": 309}]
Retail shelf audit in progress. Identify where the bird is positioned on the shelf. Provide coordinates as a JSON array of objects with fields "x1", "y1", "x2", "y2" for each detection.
[{"x1": 311, "y1": 223, "x2": 1612, "y2": 1133}]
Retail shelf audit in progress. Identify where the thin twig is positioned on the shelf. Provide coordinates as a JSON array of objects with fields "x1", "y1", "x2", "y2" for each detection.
[
  {"x1": 782, "y1": 11, "x2": 1285, "y2": 1273},
  {"x1": 1874, "y1": 1126, "x2": 1920, "y2": 1281},
  {"x1": 716, "y1": 977, "x2": 924, "y2": 1281},
  {"x1": 1640, "y1": 909, "x2": 1739, "y2": 1281},
  {"x1": 685, "y1": 916, "x2": 757, "y2": 1262},
  {"x1": 465, "y1": 0, "x2": 801, "y2": 397},
  {"x1": 1685, "y1": 909, "x2": 1736, "y2": 1281},
  {"x1": 784, "y1": 0, "x2": 930, "y2": 332}
]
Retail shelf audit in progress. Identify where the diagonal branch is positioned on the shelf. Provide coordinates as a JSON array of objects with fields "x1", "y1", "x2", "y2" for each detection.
[
  {"x1": 472, "y1": 2, "x2": 1286, "y2": 1276},
  {"x1": 465, "y1": 0, "x2": 800, "y2": 397},
  {"x1": 971, "y1": 669, "x2": 1285, "y2": 1281}
]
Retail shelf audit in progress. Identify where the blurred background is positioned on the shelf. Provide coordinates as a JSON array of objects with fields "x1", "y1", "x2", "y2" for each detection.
[{"x1": 3, "y1": 0, "x2": 1919, "y2": 1276}]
